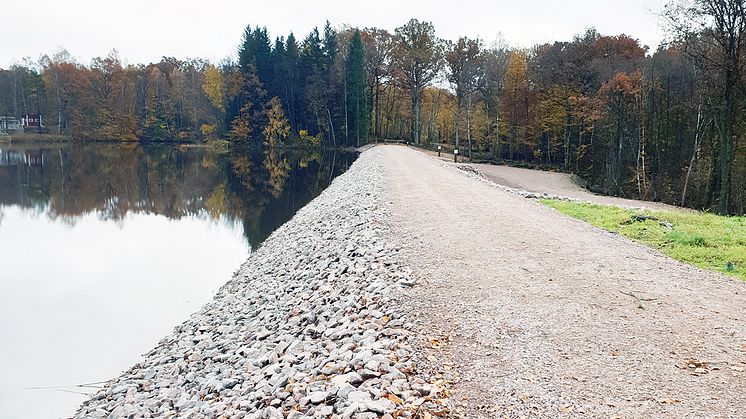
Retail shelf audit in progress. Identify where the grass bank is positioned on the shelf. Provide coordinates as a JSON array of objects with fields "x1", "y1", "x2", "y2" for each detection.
[
  {"x1": 542, "y1": 200, "x2": 746, "y2": 281},
  {"x1": 0, "y1": 132, "x2": 71, "y2": 142}
]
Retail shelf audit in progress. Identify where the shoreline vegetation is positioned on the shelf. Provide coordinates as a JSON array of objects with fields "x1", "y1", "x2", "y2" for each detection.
[
  {"x1": 0, "y1": 133, "x2": 362, "y2": 158},
  {"x1": 542, "y1": 200, "x2": 746, "y2": 281},
  {"x1": 0, "y1": 132, "x2": 71, "y2": 142}
]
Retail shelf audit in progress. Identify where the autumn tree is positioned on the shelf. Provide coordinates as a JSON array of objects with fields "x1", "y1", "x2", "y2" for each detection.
[
  {"x1": 229, "y1": 64, "x2": 268, "y2": 142},
  {"x1": 263, "y1": 97, "x2": 290, "y2": 145},
  {"x1": 665, "y1": 0, "x2": 746, "y2": 213},
  {"x1": 39, "y1": 50, "x2": 81, "y2": 134},
  {"x1": 362, "y1": 28, "x2": 394, "y2": 142},
  {"x1": 391, "y1": 19, "x2": 443, "y2": 144},
  {"x1": 90, "y1": 51, "x2": 139, "y2": 141},
  {"x1": 446, "y1": 37, "x2": 482, "y2": 156},
  {"x1": 478, "y1": 43, "x2": 509, "y2": 157},
  {"x1": 202, "y1": 64, "x2": 224, "y2": 112},
  {"x1": 502, "y1": 49, "x2": 531, "y2": 159}
]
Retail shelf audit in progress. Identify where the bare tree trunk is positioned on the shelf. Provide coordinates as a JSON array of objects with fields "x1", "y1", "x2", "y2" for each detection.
[
  {"x1": 563, "y1": 113, "x2": 571, "y2": 169},
  {"x1": 314, "y1": 109, "x2": 324, "y2": 145},
  {"x1": 682, "y1": 104, "x2": 704, "y2": 207},
  {"x1": 383, "y1": 85, "x2": 394, "y2": 140},
  {"x1": 374, "y1": 82, "x2": 381, "y2": 143},
  {"x1": 326, "y1": 107, "x2": 337, "y2": 147},
  {"x1": 509, "y1": 126, "x2": 514, "y2": 160},
  {"x1": 636, "y1": 126, "x2": 643, "y2": 197},
  {"x1": 576, "y1": 121, "x2": 583, "y2": 173},
  {"x1": 356, "y1": 98, "x2": 360, "y2": 147},
  {"x1": 411, "y1": 87, "x2": 421, "y2": 144},
  {"x1": 344, "y1": 76, "x2": 349, "y2": 146},
  {"x1": 454, "y1": 101, "x2": 460, "y2": 149},
  {"x1": 56, "y1": 72, "x2": 63, "y2": 134},
  {"x1": 495, "y1": 105, "x2": 500, "y2": 159},
  {"x1": 11, "y1": 68, "x2": 18, "y2": 116},
  {"x1": 466, "y1": 94, "x2": 473, "y2": 159},
  {"x1": 719, "y1": 76, "x2": 733, "y2": 214}
]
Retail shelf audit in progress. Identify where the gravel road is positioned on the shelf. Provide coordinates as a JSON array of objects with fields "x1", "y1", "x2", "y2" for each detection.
[
  {"x1": 470, "y1": 162, "x2": 679, "y2": 210},
  {"x1": 382, "y1": 145, "x2": 746, "y2": 418}
]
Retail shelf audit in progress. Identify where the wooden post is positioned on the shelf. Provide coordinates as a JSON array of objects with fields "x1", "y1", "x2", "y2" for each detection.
[
  {"x1": 437, "y1": 145, "x2": 442, "y2": 157},
  {"x1": 454, "y1": 149, "x2": 459, "y2": 163}
]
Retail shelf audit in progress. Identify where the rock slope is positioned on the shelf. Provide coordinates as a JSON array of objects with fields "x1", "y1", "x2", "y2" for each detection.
[{"x1": 74, "y1": 147, "x2": 449, "y2": 419}]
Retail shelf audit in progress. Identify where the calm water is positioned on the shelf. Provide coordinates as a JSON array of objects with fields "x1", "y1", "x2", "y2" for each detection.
[{"x1": 0, "y1": 143, "x2": 356, "y2": 419}]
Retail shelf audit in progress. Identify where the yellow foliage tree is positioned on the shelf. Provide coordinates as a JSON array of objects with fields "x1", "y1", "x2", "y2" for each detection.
[
  {"x1": 501, "y1": 49, "x2": 531, "y2": 159},
  {"x1": 263, "y1": 97, "x2": 290, "y2": 145},
  {"x1": 202, "y1": 65, "x2": 225, "y2": 112}
]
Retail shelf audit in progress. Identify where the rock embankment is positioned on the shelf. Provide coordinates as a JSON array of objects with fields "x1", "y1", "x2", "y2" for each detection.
[{"x1": 74, "y1": 148, "x2": 449, "y2": 419}]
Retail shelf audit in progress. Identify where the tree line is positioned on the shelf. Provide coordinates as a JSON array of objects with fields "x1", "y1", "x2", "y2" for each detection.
[{"x1": 1, "y1": 0, "x2": 745, "y2": 214}]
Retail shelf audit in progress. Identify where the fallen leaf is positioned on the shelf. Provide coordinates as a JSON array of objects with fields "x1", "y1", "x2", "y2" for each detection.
[
  {"x1": 559, "y1": 406, "x2": 573, "y2": 413},
  {"x1": 519, "y1": 394, "x2": 529, "y2": 402},
  {"x1": 386, "y1": 393, "x2": 403, "y2": 404},
  {"x1": 610, "y1": 350, "x2": 620, "y2": 357}
]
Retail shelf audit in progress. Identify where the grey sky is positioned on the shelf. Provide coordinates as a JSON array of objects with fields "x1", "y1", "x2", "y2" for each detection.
[{"x1": 0, "y1": 0, "x2": 668, "y2": 68}]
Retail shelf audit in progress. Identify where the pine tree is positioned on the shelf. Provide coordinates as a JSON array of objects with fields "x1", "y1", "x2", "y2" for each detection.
[
  {"x1": 346, "y1": 30, "x2": 369, "y2": 146},
  {"x1": 285, "y1": 33, "x2": 301, "y2": 133},
  {"x1": 229, "y1": 64, "x2": 268, "y2": 142}
]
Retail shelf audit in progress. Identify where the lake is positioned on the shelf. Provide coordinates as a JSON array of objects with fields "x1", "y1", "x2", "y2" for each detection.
[{"x1": 0, "y1": 142, "x2": 356, "y2": 419}]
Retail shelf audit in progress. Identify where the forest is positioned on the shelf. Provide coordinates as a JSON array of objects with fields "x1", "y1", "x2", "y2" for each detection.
[{"x1": 1, "y1": 0, "x2": 745, "y2": 214}]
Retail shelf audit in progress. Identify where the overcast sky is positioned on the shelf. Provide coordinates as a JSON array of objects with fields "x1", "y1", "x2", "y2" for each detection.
[{"x1": 0, "y1": 0, "x2": 668, "y2": 68}]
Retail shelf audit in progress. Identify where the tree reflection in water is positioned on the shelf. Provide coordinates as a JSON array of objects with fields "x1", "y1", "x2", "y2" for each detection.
[{"x1": 0, "y1": 143, "x2": 357, "y2": 249}]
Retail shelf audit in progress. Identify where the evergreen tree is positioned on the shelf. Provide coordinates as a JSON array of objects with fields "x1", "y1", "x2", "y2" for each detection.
[
  {"x1": 321, "y1": 22, "x2": 342, "y2": 145},
  {"x1": 238, "y1": 25, "x2": 272, "y2": 83},
  {"x1": 301, "y1": 28, "x2": 328, "y2": 143},
  {"x1": 253, "y1": 27, "x2": 273, "y2": 87},
  {"x1": 346, "y1": 30, "x2": 369, "y2": 146},
  {"x1": 238, "y1": 25, "x2": 255, "y2": 75},
  {"x1": 270, "y1": 36, "x2": 287, "y2": 104},
  {"x1": 229, "y1": 64, "x2": 268, "y2": 142},
  {"x1": 285, "y1": 33, "x2": 301, "y2": 133}
]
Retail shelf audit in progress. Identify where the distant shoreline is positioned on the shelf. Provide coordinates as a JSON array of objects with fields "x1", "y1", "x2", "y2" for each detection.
[
  {"x1": 0, "y1": 132, "x2": 71, "y2": 143},
  {"x1": 0, "y1": 134, "x2": 367, "y2": 154}
]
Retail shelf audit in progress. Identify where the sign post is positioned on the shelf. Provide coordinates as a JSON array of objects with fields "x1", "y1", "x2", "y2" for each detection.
[
  {"x1": 437, "y1": 145, "x2": 442, "y2": 157},
  {"x1": 454, "y1": 149, "x2": 459, "y2": 163}
]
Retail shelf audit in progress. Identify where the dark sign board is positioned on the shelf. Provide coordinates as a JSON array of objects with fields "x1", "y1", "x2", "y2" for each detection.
[{"x1": 24, "y1": 114, "x2": 41, "y2": 127}]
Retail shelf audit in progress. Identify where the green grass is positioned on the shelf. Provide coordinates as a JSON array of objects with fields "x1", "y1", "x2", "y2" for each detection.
[{"x1": 541, "y1": 200, "x2": 746, "y2": 281}]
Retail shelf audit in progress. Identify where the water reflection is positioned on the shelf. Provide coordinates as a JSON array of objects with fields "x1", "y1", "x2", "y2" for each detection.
[
  {"x1": 0, "y1": 143, "x2": 356, "y2": 248},
  {"x1": 0, "y1": 143, "x2": 356, "y2": 419}
]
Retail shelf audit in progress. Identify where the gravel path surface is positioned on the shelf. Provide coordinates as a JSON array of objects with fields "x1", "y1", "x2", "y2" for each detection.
[
  {"x1": 469, "y1": 162, "x2": 680, "y2": 211},
  {"x1": 383, "y1": 146, "x2": 746, "y2": 418},
  {"x1": 74, "y1": 148, "x2": 449, "y2": 419}
]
